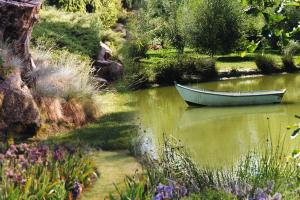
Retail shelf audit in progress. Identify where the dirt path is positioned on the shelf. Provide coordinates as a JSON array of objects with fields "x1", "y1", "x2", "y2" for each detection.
[{"x1": 80, "y1": 151, "x2": 141, "y2": 200}]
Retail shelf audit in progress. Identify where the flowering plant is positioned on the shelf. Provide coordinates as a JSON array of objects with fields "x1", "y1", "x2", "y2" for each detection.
[{"x1": 0, "y1": 143, "x2": 98, "y2": 200}]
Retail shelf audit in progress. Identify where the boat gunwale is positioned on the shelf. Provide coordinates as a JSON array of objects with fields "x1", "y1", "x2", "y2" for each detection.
[{"x1": 176, "y1": 83, "x2": 286, "y2": 97}]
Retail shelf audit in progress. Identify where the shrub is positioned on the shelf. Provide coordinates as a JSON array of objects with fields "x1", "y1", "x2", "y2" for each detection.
[
  {"x1": 121, "y1": 39, "x2": 148, "y2": 61},
  {"x1": 192, "y1": 58, "x2": 217, "y2": 79},
  {"x1": 255, "y1": 55, "x2": 279, "y2": 74},
  {"x1": 153, "y1": 57, "x2": 217, "y2": 85},
  {"x1": 153, "y1": 59, "x2": 185, "y2": 85},
  {"x1": 282, "y1": 40, "x2": 300, "y2": 72},
  {"x1": 45, "y1": 0, "x2": 122, "y2": 16},
  {"x1": 0, "y1": 143, "x2": 98, "y2": 199},
  {"x1": 282, "y1": 55, "x2": 298, "y2": 72},
  {"x1": 120, "y1": 62, "x2": 150, "y2": 91},
  {"x1": 188, "y1": 0, "x2": 245, "y2": 56}
]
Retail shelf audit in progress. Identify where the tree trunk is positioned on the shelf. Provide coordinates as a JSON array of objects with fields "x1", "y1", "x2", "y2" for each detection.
[{"x1": 0, "y1": 0, "x2": 42, "y2": 71}]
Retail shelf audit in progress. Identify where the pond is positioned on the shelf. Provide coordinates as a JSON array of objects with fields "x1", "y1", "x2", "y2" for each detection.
[{"x1": 131, "y1": 73, "x2": 300, "y2": 168}]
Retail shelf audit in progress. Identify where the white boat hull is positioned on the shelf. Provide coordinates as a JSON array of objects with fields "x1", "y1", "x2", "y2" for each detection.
[{"x1": 175, "y1": 83, "x2": 286, "y2": 106}]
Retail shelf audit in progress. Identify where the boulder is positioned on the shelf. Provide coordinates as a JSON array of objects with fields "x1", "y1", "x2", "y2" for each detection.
[
  {"x1": 94, "y1": 77, "x2": 108, "y2": 89},
  {"x1": 97, "y1": 42, "x2": 113, "y2": 61},
  {"x1": 113, "y1": 23, "x2": 127, "y2": 37},
  {"x1": 94, "y1": 60, "x2": 123, "y2": 81},
  {"x1": 0, "y1": 70, "x2": 40, "y2": 137}
]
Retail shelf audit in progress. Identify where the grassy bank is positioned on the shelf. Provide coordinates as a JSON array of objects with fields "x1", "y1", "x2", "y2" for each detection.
[
  {"x1": 43, "y1": 92, "x2": 141, "y2": 199},
  {"x1": 109, "y1": 136, "x2": 299, "y2": 200}
]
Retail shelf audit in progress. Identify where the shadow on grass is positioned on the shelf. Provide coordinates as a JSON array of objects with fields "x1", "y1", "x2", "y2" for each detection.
[{"x1": 48, "y1": 111, "x2": 138, "y2": 151}]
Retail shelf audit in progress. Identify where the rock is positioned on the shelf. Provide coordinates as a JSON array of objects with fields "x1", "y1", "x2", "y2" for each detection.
[
  {"x1": 94, "y1": 77, "x2": 108, "y2": 89},
  {"x1": 97, "y1": 42, "x2": 113, "y2": 61},
  {"x1": 94, "y1": 60, "x2": 123, "y2": 81},
  {"x1": 0, "y1": 70, "x2": 40, "y2": 137},
  {"x1": 149, "y1": 44, "x2": 162, "y2": 50},
  {"x1": 113, "y1": 23, "x2": 127, "y2": 36}
]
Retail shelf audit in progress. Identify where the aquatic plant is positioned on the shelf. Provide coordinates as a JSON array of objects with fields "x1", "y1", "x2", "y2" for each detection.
[
  {"x1": 109, "y1": 136, "x2": 300, "y2": 199},
  {"x1": 0, "y1": 143, "x2": 98, "y2": 199}
]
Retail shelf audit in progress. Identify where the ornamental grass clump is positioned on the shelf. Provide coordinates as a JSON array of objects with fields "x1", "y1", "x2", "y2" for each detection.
[
  {"x1": 255, "y1": 55, "x2": 280, "y2": 74},
  {"x1": 29, "y1": 48, "x2": 96, "y2": 101},
  {"x1": 282, "y1": 40, "x2": 300, "y2": 72},
  {"x1": 0, "y1": 143, "x2": 98, "y2": 199}
]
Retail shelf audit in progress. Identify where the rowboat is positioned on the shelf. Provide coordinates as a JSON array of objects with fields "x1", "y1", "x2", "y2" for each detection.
[{"x1": 175, "y1": 82, "x2": 286, "y2": 106}]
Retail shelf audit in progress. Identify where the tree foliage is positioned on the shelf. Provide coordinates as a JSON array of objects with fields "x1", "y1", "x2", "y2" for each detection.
[
  {"x1": 136, "y1": 0, "x2": 186, "y2": 52},
  {"x1": 242, "y1": 0, "x2": 300, "y2": 51},
  {"x1": 188, "y1": 0, "x2": 245, "y2": 56}
]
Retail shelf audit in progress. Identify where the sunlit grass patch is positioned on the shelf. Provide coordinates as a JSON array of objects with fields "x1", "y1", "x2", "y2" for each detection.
[{"x1": 32, "y1": 6, "x2": 102, "y2": 59}]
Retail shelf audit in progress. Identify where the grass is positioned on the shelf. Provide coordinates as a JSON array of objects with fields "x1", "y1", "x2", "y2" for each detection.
[
  {"x1": 44, "y1": 92, "x2": 136, "y2": 150},
  {"x1": 80, "y1": 151, "x2": 141, "y2": 200},
  {"x1": 31, "y1": 6, "x2": 102, "y2": 59},
  {"x1": 48, "y1": 111, "x2": 138, "y2": 150},
  {"x1": 30, "y1": 48, "x2": 96, "y2": 100}
]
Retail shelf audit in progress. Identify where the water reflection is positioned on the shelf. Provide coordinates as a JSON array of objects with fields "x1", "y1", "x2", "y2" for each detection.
[{"x1": 132, "y1": 73, "x2": 300, "y2": 168}]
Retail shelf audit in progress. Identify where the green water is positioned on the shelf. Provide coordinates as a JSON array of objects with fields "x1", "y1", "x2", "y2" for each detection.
[{"x1": 131, "y1": 73, "x2": 300, "y2": 167}]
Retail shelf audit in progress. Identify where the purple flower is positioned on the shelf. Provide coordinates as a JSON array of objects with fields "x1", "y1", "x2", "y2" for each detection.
[
  {"x1": 253, "y1": 188, "x2": 269, "y2": 200},
  {"x1": 9, "y1": 144, "x2": 17, "y2": 153},
  {"x1": 19, "y1": 143, "x2": 29, "y2": 152},
  {"x1": 156, "y1": 184, "x2": 165, "y2": 193},
  {"x1": 271, "y1": 193, "x2": 282, "y2": 200},
  {"x1": 14, "y1": 174, "x2": 22, "y2": 183},
  {"x1": 28, "y1": 147, "x2": 41, "y2": 163},
  {"x1": 72, "y1": 181, "x2": 82, "y2": 199},
  {"x1": 21, "y1": 179, "x2": 26, "y2": 185},
  {"x1": 18, "y1": 155, "x2": 26, "y2": 162},
  {"x1": 154, "y1": 193, "x2": 164, "y2": 200},
  {"x1": 38, "y1": 145, "x2": 49, "y2": 158},
  {"x1": 179, "y1": 186, "x2": 188, "y2": 197},
  {"x1": 53, "y1": 148, "x2": 64, "y2": 161},
  {"x1": 5, "y1": 149, "x2": 16, "y2": 159},
  {"x1": 5, "y1": 169, "x2": 14, "y2": 179}
]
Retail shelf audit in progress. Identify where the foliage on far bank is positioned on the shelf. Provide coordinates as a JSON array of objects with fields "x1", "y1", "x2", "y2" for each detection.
[{"x1": 153, "y1": 57, "x2": 217, "y2": 85}]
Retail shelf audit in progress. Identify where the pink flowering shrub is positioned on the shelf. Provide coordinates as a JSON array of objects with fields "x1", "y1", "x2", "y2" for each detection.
[{"x1": 0, "y1": 143, "x2": 98, "y2": 199}]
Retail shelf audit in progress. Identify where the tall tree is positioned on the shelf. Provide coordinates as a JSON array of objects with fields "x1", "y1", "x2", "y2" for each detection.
[{"x1": 189, "y1": 0, "x2": 245, "y2": 56}]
